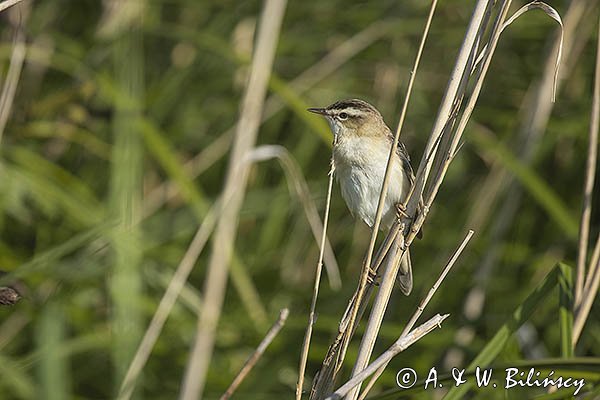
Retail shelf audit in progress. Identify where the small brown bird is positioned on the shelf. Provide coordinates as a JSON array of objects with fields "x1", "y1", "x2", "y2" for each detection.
[{"x1": 308, "y1": 99, "x2": 421, "y2": 295}]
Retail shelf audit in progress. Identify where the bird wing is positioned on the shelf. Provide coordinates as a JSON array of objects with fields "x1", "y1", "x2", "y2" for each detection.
[{"x1": 395, "y1": 140, "x2": 424, "y2": 239}]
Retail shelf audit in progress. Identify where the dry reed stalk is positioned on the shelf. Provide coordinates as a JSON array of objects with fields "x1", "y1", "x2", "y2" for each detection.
[
  {"x1": 0, "y1": 0, "x2": 25, "y2": 13},
  {"x1": 574, "y1": 13, "x2": 600, "y2": 308},
  {"x1": 403, "y1": 0, "x2": 493, "y2": 223},
  {"x1": 311, "y1": 1, "x2": 491, "y2": 397},
  {"x1": 416, "y1": 0, "x2": 526, "y2": 215},
  {"x1": 339, "y1": 3, "x2": 439, "y2": 399},
  {"x1": 462, "y1": 0, "x2": 587, "y2": 237},
  {"x1": 572, "y1": 15, "x2": 600, "y2": 344},
  {"x1": 120, "y1": 145, "x2": 311, "y2": 398},
  {"x1": 325, "y1": 314, "x2": 449, "y2": 400},
  {"x1": 294, "y1": 152, "x2": 335, "y2": 400},
  {"x1": 345, "y1": 1, "x2": 496, "y2": 399},
  {"x1": 242, "y1": 145, "x2": 341, "y2": 290},
  {"x1": 418, "y1": 1, "x2": 565, "y2": 376},
  {"x1": 179, "y1": 1, "x2": 286, "y2": 399},
  {"x1": 0, "y1": 4, "x2": 27, "y2": 145},
  {"x1": 308, "y1": 229, "x2": 399, "y2": 398},
  {"x1": 220, "y1": 308, "x2": 289, "y2": 400},
  {"x1": 313, "y1": 2, "x2": 566, "y2": 399},
  {"x1": 415, "y1": 1, "x2": 567, "y2": 232},
  {"x1": 357, "y1": 230, "x2": 474, "y2": 399},
  {"x1": 445, "y1": 0, "x2": 575, "y2": 369},
  {"x1": 574, "y1": 236, "x2": 600, "y2": 344}
]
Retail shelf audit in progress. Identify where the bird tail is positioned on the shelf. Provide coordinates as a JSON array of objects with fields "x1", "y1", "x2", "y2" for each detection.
[
  {"x1": 396, "y1": 248, "x2": 413, "y2": 296},
  {"x1": 378, "y1": 240, "x2": 413, "y2": 296}
]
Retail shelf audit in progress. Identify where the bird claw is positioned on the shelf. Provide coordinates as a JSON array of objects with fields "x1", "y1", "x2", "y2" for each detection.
[
  {"x1": 396, "y1": 203, "x2": 409, "y2": 219},
  {"x1": 367, "y1": 267, "x2": 380, "y2": 286}
]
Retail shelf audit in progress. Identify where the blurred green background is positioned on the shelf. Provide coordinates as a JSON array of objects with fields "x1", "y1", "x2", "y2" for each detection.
[{"x1": 0, "y1": 0, "x2": 599, "y2": 399}]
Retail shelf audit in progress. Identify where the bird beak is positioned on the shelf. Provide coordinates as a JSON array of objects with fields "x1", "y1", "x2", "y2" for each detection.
[{"x1": 307, "y1": 107, "x2": 328, "y2": 116}]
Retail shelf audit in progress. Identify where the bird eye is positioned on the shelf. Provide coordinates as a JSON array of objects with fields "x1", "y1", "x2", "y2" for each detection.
[{"x1": 338, "y1": 112, "x2": 348, "y2": 120}]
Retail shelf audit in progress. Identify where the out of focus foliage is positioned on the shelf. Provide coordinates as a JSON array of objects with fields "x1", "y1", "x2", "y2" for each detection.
[{"x1": 0, "y1": 0, "x2": 598, "y2": 399}]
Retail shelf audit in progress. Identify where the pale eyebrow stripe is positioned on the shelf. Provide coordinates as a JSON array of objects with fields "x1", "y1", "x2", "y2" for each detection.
[{"x1": 333, "y1": 107, "x2": 362, "y2": 116}]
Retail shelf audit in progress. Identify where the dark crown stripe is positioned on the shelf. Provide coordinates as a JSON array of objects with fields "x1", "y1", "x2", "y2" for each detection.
[{"x1": 328, "y1": 98, "x2": 376, "y2": 113}]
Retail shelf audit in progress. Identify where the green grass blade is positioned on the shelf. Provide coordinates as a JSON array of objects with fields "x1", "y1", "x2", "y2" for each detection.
[
  {"x1": 37, "y1": 300, "x2": 70, "y2": 400},
  {"x1": 558, "y1": 262, "x2": 574, "y2": 358},
  {"x1": 109, "y1": 26, "x2": 144, "y2": 392},
  {"x1": 442, "y1": 265, "x2": 561, "y2": 400}
]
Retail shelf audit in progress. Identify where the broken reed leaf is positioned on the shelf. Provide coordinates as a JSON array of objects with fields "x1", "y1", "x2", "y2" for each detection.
[
  {"x1": 473, "y1": 1, "x2": 563, "y2": 101},
  {"x1": 503, "y1": 2, "x2": 563, "y2": 101}
]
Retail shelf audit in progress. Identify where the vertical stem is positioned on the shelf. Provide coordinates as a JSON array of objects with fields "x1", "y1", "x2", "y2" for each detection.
[
  {"x1": 558, "y1": 263, "x2": 573, "y2": 356},
  {"x1": 221, "y1": 309, "x2": 289, "y2": 400},
  {"x1": 179, "y1": 2, "x2": 287, "y2": 399},
  {"x1": 0, "y1": 6, "x2": 26, "y2": 147},
  {"x1": 296, "y1": 161, "x2": 335, "y2": 399},
  {"x1": 404, "y1": 0, "x2": 492, "y2": 221},
  {"x1": 345, "y1": 1, "x2": 490, "y2": 399},
  {"x1": 37, "y1": 300, "x2": 70, "y2": 400},
  {"x1": 109, "y1": 11, "x2": 144, "y2": 394},
  {"x1": 575, "y1": 12, "x2": 600, "y2": 308},
  {"x1": 574, "y1": 234, "x2": 600, "y2": 344},
  {"x1": 357, "y1": 230, "x2": 474, "y2": 399},
  {"x1": 345, "y1": 234, "x2": 403, "y2": 400}
]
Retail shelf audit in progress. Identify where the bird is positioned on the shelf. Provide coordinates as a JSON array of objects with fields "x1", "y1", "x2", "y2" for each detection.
[{"x1": 308, "y1": 98, "x2": 421, "y2": 295}]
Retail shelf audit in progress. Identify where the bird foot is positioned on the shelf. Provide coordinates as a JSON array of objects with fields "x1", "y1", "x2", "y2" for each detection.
[
  {"x1": 366, "y1": 267, "x2": 380, "y2": 286},
  {"x1": 396, "y1": 203, "x2": 409, "y2": 219}
]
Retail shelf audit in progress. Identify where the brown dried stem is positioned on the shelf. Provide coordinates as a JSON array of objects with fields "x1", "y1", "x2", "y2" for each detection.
[
  {"x1": 295, "y1": 157, "x2": 336, "y2": 400},
  {"x1": 325, "y1": 314, "x2": 450, "y2": 400},
  {"x1": 179, "y1": 1, "x2": 287, "y2": 399},
  {"x1": 575, "y1": 13, "x2": 600, "y2": 308},
  {"x1": 574, "y1": 234, "x2": 600, "y2": 345},
  {"x1": 341, "y1": 2, "x2": 439, "y2": 398},
  {"x1": 571, "y1": 9, "x2": 599, "y2": 348},
  {"x1": 0, "y1": 4, "x2": 27, "y2": 146},
  {"x1": 357, "y1": 230, "x2": 474, "y2": 399},
  {"x1": 220, "y1": 309, "x2": 290, "y2": 400},
  {"x1": 0, "y1": 0, "x2": 25, "y2": 14},
  {"x1": 347, "y1": 0, "x2": 492, "y2": 397}
]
